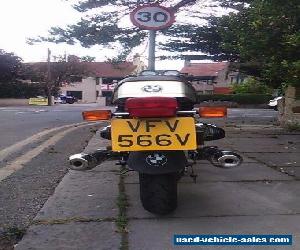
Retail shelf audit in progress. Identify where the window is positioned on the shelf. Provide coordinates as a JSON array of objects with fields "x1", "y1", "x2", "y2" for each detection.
[
  {"x1": 66, "y1": 91, "x2": 82, "y2": 99},
  {"x1": 207, "y1": 80, "x2": 213, "y2": 85},
  {"x1": 70, "y1": 75, "x2": 82, "y2": 83},
  {"x1": 230, "y1": 76, "x2": 235, "y2": 84}
]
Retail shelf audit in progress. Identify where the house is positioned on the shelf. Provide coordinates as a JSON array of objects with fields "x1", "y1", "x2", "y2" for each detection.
[
  {"x1": 60, "y1": 56, "x2": 146, "y2": 103},
  {"x1": 180, "y1": 60, "x2": 246, "y2": 94},
  {"x1": 24, "y1": 55, "x2": 145, "y2": 104}
]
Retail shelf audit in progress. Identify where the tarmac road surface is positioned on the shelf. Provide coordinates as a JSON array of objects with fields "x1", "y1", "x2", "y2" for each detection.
[
  {"x1": 0, "y1": 104, "x2": 104, "y2": 151},
  {"x1": 0, "y1": 104, "x2": 106, "y2": 249}
]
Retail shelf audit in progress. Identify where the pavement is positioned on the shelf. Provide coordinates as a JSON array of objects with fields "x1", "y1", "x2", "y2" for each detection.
[{"x1": 15, "y1": 120, "x2": 300, "y2": 250}]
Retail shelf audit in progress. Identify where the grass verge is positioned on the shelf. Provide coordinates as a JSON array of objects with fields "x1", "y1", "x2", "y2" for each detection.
[
  {"x1": 0, "y1": 227, "x2": 26, "y2": 250},
  {"x1": 286, "y1": 122, "x2": 300, "y2": 131}
]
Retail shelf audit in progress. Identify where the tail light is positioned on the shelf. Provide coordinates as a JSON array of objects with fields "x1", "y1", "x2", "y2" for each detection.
[
  {"x1": 125, "y1": 97, "x2": 178, "y2": 118},
  {"x1": 198, "y1": 107, "x2": 227, "y2": 118},
  {"x1": 82, "y1": 110, "x2": 111, "y2": 121}
]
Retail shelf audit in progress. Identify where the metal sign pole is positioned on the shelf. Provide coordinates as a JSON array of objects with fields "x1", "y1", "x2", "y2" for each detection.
[
  {"x1": 130, "y1": 4, "x2": 175, "y2": 71},
  {"x1": 148, "y1": 30, "x2": 156, "y2": 70}
]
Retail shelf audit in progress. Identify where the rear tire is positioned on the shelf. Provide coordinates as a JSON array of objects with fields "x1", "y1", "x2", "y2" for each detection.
[{"x1": 139, "y1": 173, "x2": 178, "y2": 215}]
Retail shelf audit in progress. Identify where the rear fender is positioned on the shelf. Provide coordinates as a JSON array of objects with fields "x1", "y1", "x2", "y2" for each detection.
[{"x1": 127, "y1": 150, "x2": 187, "y2": 174}]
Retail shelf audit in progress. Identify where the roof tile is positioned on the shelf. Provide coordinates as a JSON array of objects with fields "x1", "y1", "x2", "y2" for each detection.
[
  {"x1": 25, "y1": 62, "x2": 136, "y2": 78},
  {"x1": 181, "y1": 62, "x2": 229, "y2": 76}
]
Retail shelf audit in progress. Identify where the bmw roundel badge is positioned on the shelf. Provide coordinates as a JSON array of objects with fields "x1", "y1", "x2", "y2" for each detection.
[
  {"x1": 142, "y1": 85, "x2": 163, "y2": 93},
  {"x1": 146, "y1": 153, "x2": 167, "y2": 167}
]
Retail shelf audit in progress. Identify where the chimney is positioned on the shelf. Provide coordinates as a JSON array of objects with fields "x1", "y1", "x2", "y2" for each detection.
[
  {"x1": 184, "y1": 58, "x2": 191, "y2": 67},
  {"x1": 133, "y1": 53, "x2": 141, "y2": 66},
  {"x1": 132, "y1": 54, "x2": 146, "y2": 73}
]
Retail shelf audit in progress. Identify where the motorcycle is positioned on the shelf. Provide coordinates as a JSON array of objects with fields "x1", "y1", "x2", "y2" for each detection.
[{"x1": 69, "y1": 70, "x2": 243, "y2": 214}]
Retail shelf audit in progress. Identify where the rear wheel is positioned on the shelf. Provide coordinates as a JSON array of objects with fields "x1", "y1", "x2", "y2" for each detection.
[{"x1": 139, "y1": 173, "x2": 178, "y2": 215}]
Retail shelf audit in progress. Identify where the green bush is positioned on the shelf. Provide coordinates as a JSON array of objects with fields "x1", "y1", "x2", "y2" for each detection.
[
  {"x1": 0, "y1": 82, "x2": 45, "y2": 98},
  {"x1": 232, "y1": 77, "x2": 273, "y2": 94},
  {"x1": 197, "y1": 94, "x2": 272, "y2": 104}
]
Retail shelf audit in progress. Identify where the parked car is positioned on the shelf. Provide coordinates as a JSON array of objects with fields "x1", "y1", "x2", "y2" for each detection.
[
  {"x1": 54, "y1": 96, "x2": 63, "y2": 104},
  {"x1": 268, "y1": 96, "x2": 283, "y2": 110},
  {"x1": 54, "y1": 95, "x2": 77, "y2": 104}
]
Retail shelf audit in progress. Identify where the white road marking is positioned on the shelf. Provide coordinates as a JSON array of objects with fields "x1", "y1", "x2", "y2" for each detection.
[
  {"x1": 229, "y1": 115, "x2": 275, "y2": 118},
  {"x1": 0, "y1": 122, "x2": 94, "y2": 162},
  {"x1": 0, "y1": 122, "x2": 98, "y2": 182},
  {"x1": 0, "y1": 109, "x2": 22, "y2": 112},
  {"x1": 34, "y1": 110, "x2": 47, "y2": 113}
]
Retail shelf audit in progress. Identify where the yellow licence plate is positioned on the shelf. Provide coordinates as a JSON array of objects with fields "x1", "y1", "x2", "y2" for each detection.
[{"x1": 111, "y1": 117, "x2": 196, "y2": 151}]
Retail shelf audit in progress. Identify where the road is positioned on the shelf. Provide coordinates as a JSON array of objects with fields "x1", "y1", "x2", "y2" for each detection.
[
  {"x1": 227, "y1": 108, "x2": 278, "y2": 124},
  {"x1": 0, "y1": 104, "x2": 105, "y2": 151},
  {"x1": 0, "y1": 104, "x2": 107, "y2": 249},
  {"x1": 0, "y1": 106, "x2": 276, "y2": 152},
  {"x1": 228, "y1": 108, "x2": 277, "y2": 119},
  {"x1": 0, "y1": 106, "x2": 278, "y2": 249}
]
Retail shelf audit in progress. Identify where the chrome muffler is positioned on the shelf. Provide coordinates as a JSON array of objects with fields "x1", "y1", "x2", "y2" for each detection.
[
  {"x1": 210, "y1": 150, "x2": 243, "y2": 168},
  {"x1": 197, "y1": 146, "x2": 243, "y2": 168},
  {"x1": 69, "y1": 149, "x2": 111, "y2": 171}
]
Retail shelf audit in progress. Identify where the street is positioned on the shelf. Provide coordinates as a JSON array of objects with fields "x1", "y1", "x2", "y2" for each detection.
[
  {"x1": 1, "y1": 106, "x2": 299, "y2": 250},
  {"x1": 0, "y1": 104, "x2": 104, "y2": 151},
  {"x1": 14, "y1": 111, "x2": 300, "y2": 250},
  {"x1": 1, "y1": 0, "x2": 297, "y2": 249},
  {"x1": 0, "y1": 104, "x2": 106, "y2": 249},
  {"x1": 0, "y1": 107, "x2": 277, "y2": 153}
]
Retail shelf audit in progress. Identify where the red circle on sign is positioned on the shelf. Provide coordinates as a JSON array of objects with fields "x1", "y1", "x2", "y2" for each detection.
[{"x1": 130, "y1": 4, "x2": 175, "y2": 30}]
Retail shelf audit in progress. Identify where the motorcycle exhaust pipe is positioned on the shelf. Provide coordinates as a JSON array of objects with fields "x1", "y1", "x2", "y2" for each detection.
[
  {"x1": 210, "y1": 150, "x2": 243, "y2": 168},
  {"x1": 198, "y1": 147, "x2": 243, "y2": 168},
  {"x1": 69, "y1": 153, "x2": 98, "y2": 171},
  {"x1": 69, "y1": 149, "x2": 110, "y2": 171}
]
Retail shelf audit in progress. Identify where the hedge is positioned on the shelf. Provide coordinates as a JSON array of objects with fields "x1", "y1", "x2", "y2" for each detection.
[
  {"x1": 197, "y1": 94, "x2": 272, "y2": 104},
  {"x1": 0, "y1": 82, "x2": 45, "y2": 98}
]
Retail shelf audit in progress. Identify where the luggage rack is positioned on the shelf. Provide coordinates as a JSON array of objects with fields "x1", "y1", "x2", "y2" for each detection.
[{"x1": 124, "y1": 70, "x2": 189, "y2": 79}]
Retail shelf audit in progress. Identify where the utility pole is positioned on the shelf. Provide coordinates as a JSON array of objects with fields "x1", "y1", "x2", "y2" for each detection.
[{"x1": 46, "y1": 48, "x2": 52, "y2": 106}]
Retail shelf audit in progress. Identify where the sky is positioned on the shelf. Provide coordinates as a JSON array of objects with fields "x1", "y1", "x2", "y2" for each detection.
[
  {"x1": 0, "y1": 1, "x2": 80, "y2": 60},
  {"x1": 0, "y1": 0, "x2": 220, "y2": 70},
  {"x1": 0, "y1": 0, "x2": 187, "y2": 69}
]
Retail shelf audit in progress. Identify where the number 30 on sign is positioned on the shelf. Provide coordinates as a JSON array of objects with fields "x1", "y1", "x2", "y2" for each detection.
[{"x1": 130, "y1": 4, "x2": 175, "y2": 30}]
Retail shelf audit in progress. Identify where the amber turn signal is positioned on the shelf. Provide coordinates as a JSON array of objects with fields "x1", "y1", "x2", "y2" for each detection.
[
  {"x1": 198, "y1": 106, "x2": 227, "y2": 118},
  {"x1": 82, "y1": 110, "x2": 111, "y2": 121}
]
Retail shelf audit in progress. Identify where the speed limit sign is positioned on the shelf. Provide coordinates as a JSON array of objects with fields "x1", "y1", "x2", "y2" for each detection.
[{"x1": 130, "y1": 4, "x2": 175, "y2": 30}]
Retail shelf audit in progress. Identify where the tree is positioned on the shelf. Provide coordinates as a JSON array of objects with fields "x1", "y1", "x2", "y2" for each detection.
[
  {"x1": 80, "y1": 55, "x2": 96, "y2": 62},
  {"x1": 0, "y1": 50, "x2": 47, "y2": 98},
  {"x1": 22, "y1": 58, "x2": 88, "y2": 103},
  {"x1": 163, "y1": 0, "x2": 300, "y2": 88},
  {"x1": 30, "y1": 0, "x2": 299, "y2": 88},
  {"x1": 232, "y1": 77, "x2": 272, "y2": 94},
  {"x1": 0, "y1": 49, "x2": 22, "y2": 83},
  {"x1": 28, "y1": 0, "x2": 206, "y2": 60}
]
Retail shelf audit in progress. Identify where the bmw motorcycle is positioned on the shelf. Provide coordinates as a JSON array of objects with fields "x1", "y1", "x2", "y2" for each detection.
[{"x1": 69, "y1": 70, "x2": 242, "y2": 214}]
